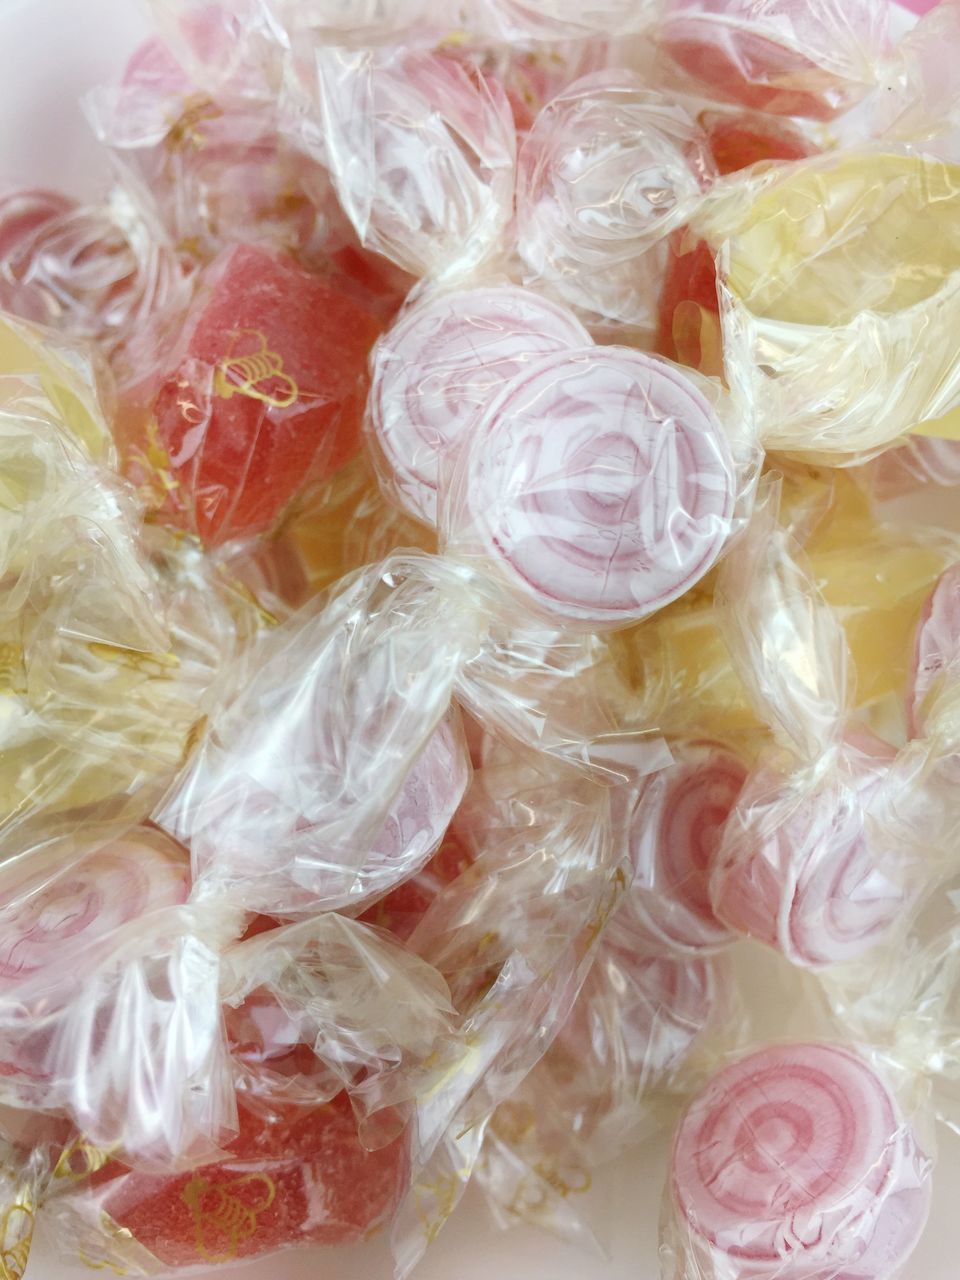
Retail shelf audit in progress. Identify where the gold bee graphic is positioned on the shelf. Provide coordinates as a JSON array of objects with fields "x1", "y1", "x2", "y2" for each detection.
[
  {"x1": 182, "y1": 1172, "x2": 276, "y2": 1264},
  {"x1": 214, "y1": 330, "x2": 299, "y2": 410},
  {"x1": 0, "y1": 1201, "x2": 35, "y2": 1280}
]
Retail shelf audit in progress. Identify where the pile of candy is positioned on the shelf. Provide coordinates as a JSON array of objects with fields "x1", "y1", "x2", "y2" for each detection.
[{"x1": 3, "y1": 0, "x2": 960, "y2": 1277}]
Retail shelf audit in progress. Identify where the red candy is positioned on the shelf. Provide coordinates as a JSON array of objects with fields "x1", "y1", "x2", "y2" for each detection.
[
  {"x1": 122, "y1": 244, "x2": 381, "y2": 546},
  {"x1": 94, "y1": 1094, "x2": 407, "y2": 1266}
]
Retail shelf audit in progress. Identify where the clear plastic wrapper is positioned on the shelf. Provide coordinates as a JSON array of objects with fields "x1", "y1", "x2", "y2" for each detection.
[
  {"x1": 696, "y1": 149, "x2": 960, "y2": 458},
  {"x1": 0, "y1": 830, "x2": 239, "y2": 1169},
  {"x1": 707, "y1": 483, "x2": 959, "y2": 970},
  {"x1": 393, "y1": 751, "x2": 625, "y2": 1272},
  {"x1": 656, "y1": 0, "x2": 890, "y2": 120},
  {"x1": 222, "y1": 913, "x2": 457, "y2": 1140},
  {"x1": 0, "y1": 183, "x2": 186, "y2": 360},
  {"x1": 443, "y1": 344, "x2": 748, "y2": 627},
  {"x1": 661, "y1": 1041, "x2": 932, "y2": 1280},
  {"x1": 871, "y1": 0, "x2": 960, "y2": 163},
  {"x1": 477, "y1": 910, "x2": 725, "y2": 1247},
  {"x1": 0, "y1": 314, "x2": 260, "y2": 862},
  {"x1": 516, "y1": 73, "x2": 714, "y2": 331},
  {"x1": 117, "y1": 241, "x2": 382, "y2": 546},
  {"x1": 158, "y1": 553, "x2": 479, "y2": 916},
  {"x1": 298, "y1": 46, "x2": 517, "y2": 281}
]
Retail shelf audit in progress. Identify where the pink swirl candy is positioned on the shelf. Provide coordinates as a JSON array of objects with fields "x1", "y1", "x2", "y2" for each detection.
[
  {"x1": 620, "y1": 742, "x2": 746, "y2": 953},
  {"x1": 670, "y1": 1043, "x2": 931, "y2": 1280},
  {"x1": 908, "y1": 563, "x2": 960, "y2": 738},
  {"x1": 711, "y1": 734, "x2": 907, "y2": 969},
  {"x1": 0, "y1": 833, "x2": 190, "y2": 990},
  {"x1": 658, "y1": 0, "x2": 887, "y2": 121},
  {"x1": 458, "y1": 346, "x2": 736, "y2": 626},
  {"x1": 369, "y1": 285, "x2": 591, "y2": 525},
  {"x1": 0, "y1": 832, "x2": 190, "y2": 1084}
]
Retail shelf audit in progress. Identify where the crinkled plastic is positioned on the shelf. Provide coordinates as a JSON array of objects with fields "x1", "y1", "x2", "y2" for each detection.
[
  {"x1": 0, "y1": 183, "x2": 186, "y2": 360},
  {"x1": 0, "y1": 829, "x2": 238, "y2": 1169},
  {"x1": 657, "y1": 0, "x2": 890, "y2": 120},
  {"x1": 442, "y1": 344, "x2": 749, "y2": 627},
  {"x1": 661, "y1": 1041, "x2": 932, "y2": 1280},
  {"x1": 696, "y1": 149, "x2": 960, "y2": 457},
  {"x1": 158, "y1": 554, "x2": 479, "y2": 916},
  {"x1": 708, "y1": 482, "x2": 960, "y2": 970},
  {"x1": 516, "y1": 73, "x2": 714, "y2": 331},
  {"x1": 0, "y1": 314, "x2": 260, "y2": 862},
  {"x1": 222, "y1": 913, "x2": 457, "y2": 1142},
  {"x1": 477, "y1": 909, "x2": 725, "y2": 1247},
  {"x1": 117, "y1": 241, "x2": 382, "y2": 546},
  {"x1": 871, "y1": 1, "x2": 960, "y2": 163},
  {"x1": 298, "y1": 46, "x2": 517, "y2": 281},
  {"x1": 393, "y1": 751, "x2": 625, "y2": 1273}
]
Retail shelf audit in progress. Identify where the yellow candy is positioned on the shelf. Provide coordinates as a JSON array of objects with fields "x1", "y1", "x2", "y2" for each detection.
[
  {"x1": 716, "y1": 152, "x2": 960, "y2": 327},
  {"x1": 699, "y1": 151, "x2": 960, "y2": 455}
]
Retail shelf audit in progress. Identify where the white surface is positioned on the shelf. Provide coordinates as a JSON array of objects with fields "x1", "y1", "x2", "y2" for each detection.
[{"x1": 7, "y1": 1, "x2": 956, "y2": 1278}]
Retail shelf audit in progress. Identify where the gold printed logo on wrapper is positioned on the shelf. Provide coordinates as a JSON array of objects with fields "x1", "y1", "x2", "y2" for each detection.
[
  {"x1": 214, "y1": 330, "x2": 298, "y2": 410},
  {"x1": 0, "y1": 1202, "x2": 35, "y2": 1280},
  {"x1": 182, "y1": 1172, "x2": 276, "y2": 1263}
]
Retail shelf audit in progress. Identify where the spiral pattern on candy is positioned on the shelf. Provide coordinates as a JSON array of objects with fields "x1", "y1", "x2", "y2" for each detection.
[
  {"x1": 0, "y1": 834, "x2": 190, "y2": 990},
  {"x1": 460, "y1": 346, "x2": 736, "y2": 625},
  {"x1": 623, "y1": 744, "x2": 746, "y2": 953},
  {"x1": 369, "y1": 286, "x2": 590, "y2": 525},
  {"x1": 670, "y1": 1043, "x2": 931, "y2": 1280},
  {"x1": 711, "y1": 739, "x2": 908, "y2": 970}
]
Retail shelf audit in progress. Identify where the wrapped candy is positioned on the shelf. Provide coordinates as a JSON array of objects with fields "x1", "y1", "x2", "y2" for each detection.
[
  {"x1": 367, "y1": 283, "x2": 591, "y2": 526},
  {"x1": 516, "y1": 73, "x2": 714, "y2": 331},
  {"x1": 118, "y1": 242, "x2": 382, "y2": 546},
  {"x1": 299, "y1": 47, "x2": 517, "y2": 281},
  {"x1": 0, "y1": 314, "x2": 260, "y2": 861},
  {"x1": 656, "y1": 110, "x2": 815, "y2": 372},
  {"x1": 616, "y1": 740, "x2": 747, "y2": 954},
  {"x1": 696, "y1": 149, "x2": 960, "y2": 458},
  {"x1": 444, "y1": 345, "x2": 743, "y2": 626},
  {"x1": 158, "y1": 554, "x2": 480, "y2": 916},
  {"x1": 707, "y1": 484, "x2": 957, "y2": 970},
  {"x1": 0, "y1": 183, "x2": 186, "y2": 360},
  {"x1": 657, "y1": 0, "x2": 890, "y2": 120},
  {"x1": 662, "y1": 1042, "x2": 932, "y2": 1280},
  {"x1": 45, "y1": 1093, "x2": 408, "y2": 1272},
  {"x1": 0, "y1": 861, "x2": 237, "y2": 1169}
]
